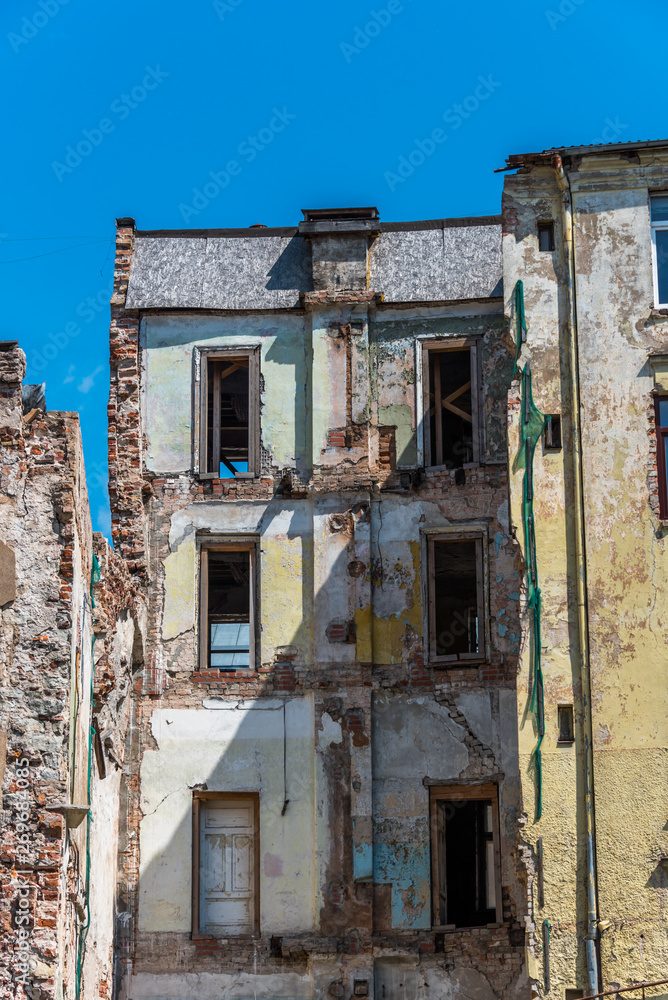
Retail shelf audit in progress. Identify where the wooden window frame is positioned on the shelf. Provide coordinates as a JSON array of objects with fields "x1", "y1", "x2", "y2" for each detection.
[
  {"x1": 425, "y1": 526, "x2": 490, "y2": 666},
  {"x1": 191, "y1": 791, "x2": 260, "y2": 939},
  {"x1": 194, "y1": 346, "x2": 261, "y2": 480},
  {"x1": 650, "y1": 193, "x2": 668, "y2": 309},
  {"x1": 655, "y1": 395, "x2": 668, "y2": 519},
  {"x1": 199, "y1": 540, "x2": 257, "y2": 673},
  {"x1": 421, "y1": 337, "x2": 482, "y2": 470},
  {"x1": 429, "y1": 783, "x2": 503, "y2": 930}
]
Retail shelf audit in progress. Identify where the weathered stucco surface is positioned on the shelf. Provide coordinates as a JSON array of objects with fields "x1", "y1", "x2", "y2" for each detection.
[
  {"x1": 504, "y1": 150, "x2": 668, "y2": 995},
  {"x1": 139, "y1": 699, "x2": 315, "y2": 933}
]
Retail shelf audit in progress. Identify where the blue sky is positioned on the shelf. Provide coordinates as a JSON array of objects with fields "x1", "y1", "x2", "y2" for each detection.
[{"x1": 1, "y1": 0, "x2": 663, "y2": 535}]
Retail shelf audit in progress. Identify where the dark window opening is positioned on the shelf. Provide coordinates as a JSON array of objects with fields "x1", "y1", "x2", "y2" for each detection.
[
  {"x1": 431, "y1": 538, "x2": 483, "y2": 661},
  {"x1": 656, "y1": 396, "x2": 668, "y2": 519},
  {"x1": 558, "y1": 705, "x2": 575, "y2": 743},
  {"x1": 428, "y1": 349, "x2": 473, "y2": 468},
  {"x1": 538, "y1": 221, "x2": 555, "y2": 252},
  {"x1": 206, "y1": 357, "x2": 250, "y2": 478},
  {"x1": 433, "y1": 795, "x2": 497, "y2": 928},
  {"x1": 544, "y1": 415, "x2": 562, "y2": 450},
  {"x1": 207, "y1": 550, "x2": 251, "y2": 669},
  {"x1": 565, "y1": 990, "x2": 585, "y2": 1000}
]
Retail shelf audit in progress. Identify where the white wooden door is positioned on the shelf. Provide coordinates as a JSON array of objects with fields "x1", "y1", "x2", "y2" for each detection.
[{"x1": 199, "y1": 799, "x2": 255, "y2": 935}]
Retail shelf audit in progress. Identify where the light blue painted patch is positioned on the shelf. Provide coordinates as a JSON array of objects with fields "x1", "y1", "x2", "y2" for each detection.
[
  {"x1": 508, "y1": 632, "x2": 520, "y2": 650},
  {"x1": 497, "y1": 608, "x2": 506, "y2": 618},
  {"x1": 353, "y1": 839, "x2": 373, "y2": 881},
  {"x1": 508, "y1": 592, "x2": 520, "y2": 601},
  {"x1": 495, "y1": 532, "x2": 504, "y2": 556},
  {"x1": 373, "y1": 841, "x2": 430, "y2": 930},
  {"x1": 498, "y1": 624, "x2": 508, "y2": 637},
  {"x1": 496, "y1": 573, "x2": 504, "y2": 583}
]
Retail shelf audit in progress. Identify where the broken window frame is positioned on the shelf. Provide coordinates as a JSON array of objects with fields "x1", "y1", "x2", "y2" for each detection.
[
  {"x1": 194, "y1": 346, "x2": 260, "y2": 480},
  {"x1": 191, "y1": 791, "x2": 260, "y2": 939},
  {"x1": 429, "y1": 783, "x2": 503, "y2": 930},
  {"x1": 424, "y1": 526, "x2": 490, "y2": 666},
  {"x1": 199, "y1": 540, "x2": 257, "y2": 673},
  {"x1": 420, "y1": 337, "x2": 482, "y2": 471},
  {"x1": 650, "y1": 194, "x2": 668, "y2": 309}
]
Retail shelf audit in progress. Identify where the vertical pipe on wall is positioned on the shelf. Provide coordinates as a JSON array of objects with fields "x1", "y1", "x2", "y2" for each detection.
[{"x1": 551, "y1": 154, "x2": 600, "y2": 996}]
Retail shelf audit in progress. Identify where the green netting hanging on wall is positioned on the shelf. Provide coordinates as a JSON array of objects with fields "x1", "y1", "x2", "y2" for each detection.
[{"x1": 514, "y1": 281, "x2": 548, "y2": 821}]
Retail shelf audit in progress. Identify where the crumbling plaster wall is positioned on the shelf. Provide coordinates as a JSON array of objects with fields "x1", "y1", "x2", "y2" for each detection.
[
  {"x1": 503, "y1": 153, "x2": 668, "y2": 994},
  {"x1": 140, "y1": 313, "x2": 309, "y2": 476},
  {"x1": 138, "y1": 698, "x2": 315, "y2": 934}
]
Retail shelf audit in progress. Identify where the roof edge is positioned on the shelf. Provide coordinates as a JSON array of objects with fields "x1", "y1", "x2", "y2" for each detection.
[{"x1": 134, "y1": 214, "x2": 501, "y2": 240}]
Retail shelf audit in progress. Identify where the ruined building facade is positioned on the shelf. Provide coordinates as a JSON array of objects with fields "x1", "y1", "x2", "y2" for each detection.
[
  {"x1": 0, "y1": 342, "x2": 146, "y2": 1000},
  {"x1": 106, "y1": 208, "x2": 528, "y2": 1000},
  {"x1": 3, "y1": 137, "x2": 668, "y2": 1000}
]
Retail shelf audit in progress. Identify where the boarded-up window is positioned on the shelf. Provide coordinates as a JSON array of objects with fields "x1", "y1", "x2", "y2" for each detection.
[
  {"x1": 200, "y1": 544, "x2": 255, "y2": 671},
  {"x1": 193, "y1": 794, "x2": 259, "y2": 937},
  {"x1": 422, "y1": 341, "x2": 480, "y2": 469},
  {"x1": 430, "y1": 784, "x2": 501, "y2": 928},
  {"x1": 198, "y1": 349, "x2": 260, "y2": 479},
  {"x1": 427, "y1": 534, "x2": 486, "y2": 664}
]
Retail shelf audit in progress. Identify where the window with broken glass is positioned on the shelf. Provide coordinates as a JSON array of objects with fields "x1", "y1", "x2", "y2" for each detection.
[
  {"x1": 197, "y1": 349, "x2": 260, "y2": 479},
  {"x1": 430, "y1": 784, "x2": 501, "y2": 928},
  {"x1": 427, "y1": 533, "x2": 486, "y2": 664},
  {"x1": 422, "y1": 341, "x2": 480, "y2": 469},
  {"x1": 199, "y1": 545, "x2": 255, "y2": 670}
]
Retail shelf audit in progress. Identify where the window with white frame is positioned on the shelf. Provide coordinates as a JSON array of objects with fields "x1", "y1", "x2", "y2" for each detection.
[
  {"x1": 651, "y1": 195, "x2": 668, "y2": 308},
  {"x1": 197, "y1": 348, "x2": 260, "y2": 479},
  {"x1": 422, "y1": 339, "x2": 480, "y2": 469}
]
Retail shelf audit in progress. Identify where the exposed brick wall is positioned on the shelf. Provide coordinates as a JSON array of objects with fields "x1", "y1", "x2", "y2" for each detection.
[
  {"x1": 108, "y1": 221, "x2": 146, "y2": 578},
  {"x1": 0, "y1": 343, "x2": 141, "y2": 1000}
]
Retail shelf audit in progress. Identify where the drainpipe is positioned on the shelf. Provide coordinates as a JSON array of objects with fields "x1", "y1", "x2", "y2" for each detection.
[{"x1": 551, "y1": 153, "x2": 600, "y2": 995}]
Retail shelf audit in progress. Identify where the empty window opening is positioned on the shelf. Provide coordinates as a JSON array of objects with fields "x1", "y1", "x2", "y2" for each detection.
[
  {"x1": 655, "y1": 396, "x2": 668, "y2": 519},
  {"x1": 431, "y1": 786, "x2": 500, "y2": 928},
  {"x1": 651, "y1": 195, "x2": 668, "y2": 307},
  {"x1": 200, "y1": 547, "x2": 254, "y2": 671},
  {"x1": 538, "y1": 221, "x2": 555, "y2": 252},
  {"x1": 207, "y1": 357, "x2": 250, "y2": 478},
  {"x1": 429, "y1": 536, "x2": 484, "y2": 663},
  {"x1": 193, "y1": 795, "x2": 258, "y2": 937},
  {"x1": 427, "y1": 348, "x2": 474, "y2": 468},
  {"x1": 544, "y1": 414, "x2": 562, "y2": 450},
  {"x1": 565, "y1": 990, "x2": 584, "y2": 1000},
  {"x1": 558, "y1": 705, "x2": 575, "y2": 743}
]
